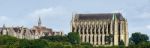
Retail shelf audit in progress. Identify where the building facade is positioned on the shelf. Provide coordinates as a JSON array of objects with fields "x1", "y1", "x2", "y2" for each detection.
[
  {"x1": 71, "y1": 13, "x2": 128, "y2": 46},
  {"x1": 0, "y1": 17, "x2": 64, "y2": 39}
]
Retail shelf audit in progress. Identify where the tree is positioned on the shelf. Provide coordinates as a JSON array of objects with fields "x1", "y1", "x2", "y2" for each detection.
[
  {"x1": 17, "y1": 39, "x2": 30, "y2": 48},
  {"x1": 105, "y1": 34, "x2": 113, "y2": 45},
  {"x1": 30, "y1": 39, "x2": 49, "y2": 48},
  {"x1": 40, "y1": 35, "x2": 69, "y2": 42},
  {"x1": 48, "y1": 42, "x2": 63, "y2": 48},
  {"x1": 67, "y1": 32, "x2": 80, "y2": 44},
  {"x1": 119, "y1": 40, "x2": 125, "y2": 45},
  {"x1": 0, "y1": 35, "x2": 18, "y2": 45},
  {"x1": 137, "y1": 41, "x2": 150, "y2": 48},
  {"x1": 81, "y1": 43, "x2": 93, "y2": 48},
  {"x1": 119, "y1": 40, "x2": 125, "y2": 48},
  {"x1": 130, "y1": 32, "x2": 149, "y2": 45}
]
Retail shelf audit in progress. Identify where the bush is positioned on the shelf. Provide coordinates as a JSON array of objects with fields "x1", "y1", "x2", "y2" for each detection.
[
  {"x1": 48, "y1": 42, "x2": 63, "y2": 48},
  {"x1": 0, "y1": 35, "x2": 18, "y2": 45},
  {"x1": 81, "y1": 43, "x2": 93, "y2": 48},
  {"x1": 63, "y1": 45, "x2": 72, "y2": 48},
  {"x1": 68, "y1": 32, "x2": 80, "y2": 44},
  {"x1": 40, "y1": 35, "x2": 69, "y2": 42},
  {"x1": 30, "y1": 39, "x2": 49, "y2": 48},
  {"x1": 130, "y1": 32, "x2": 149, "y2": 44}
]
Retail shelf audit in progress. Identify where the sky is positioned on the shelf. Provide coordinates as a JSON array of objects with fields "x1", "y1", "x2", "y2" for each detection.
[{"x1": 0, "y1": 0, "x2": 150, "y2": 37}]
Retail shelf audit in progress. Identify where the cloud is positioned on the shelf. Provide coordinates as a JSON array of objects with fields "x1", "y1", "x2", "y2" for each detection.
[
  {"x1": 26, "y1": 7, "x2": 71, "y2": 34},
  {"x1": 0, "y1": 16, "x2": 8, "y2": 21},
  {"x1": 111, "y1": 9, "x2": 125, "y2": 13},
  {"x1": 146, "y1": 25, "x2": 150, "y2": 30},
  {"x1": 111, "y1": 9, "x2": 127, "y2": 17},
  {"x1": 28, "y1": 7, "x2": 69, "y2": 19},
  {"x1": 28, "y1": 7, "x2": 53, "y2": 19}
]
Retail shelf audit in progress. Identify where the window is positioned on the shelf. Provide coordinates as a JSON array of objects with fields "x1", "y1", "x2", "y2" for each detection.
[
  {"x1": 88, "y1": 27, "x2": 91, "y2": 34},
  {"x1": 89, "y1": 35, "x2": 90, "y2": 42},
  {"x1": 85, "y1": 36, "x2": 86, "y2": 42},
  {"x1": 92, "y1": 28, "x2": 94, "y2": 34},
  {"x1": 97, "y1": 35, "x2": 98, "y2": 45},
  {"x1": 80, "y1": 27, "x2": 83, "y2": 34}
]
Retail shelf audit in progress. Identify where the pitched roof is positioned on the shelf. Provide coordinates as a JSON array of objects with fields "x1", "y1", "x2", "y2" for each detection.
[{"x1": 74, "y1": 13, "x2": 125, "y2": 21}]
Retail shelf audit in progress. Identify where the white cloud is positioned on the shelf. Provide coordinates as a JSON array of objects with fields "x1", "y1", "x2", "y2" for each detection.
[
  {"x1": 146, "y1": 25, "x2": 150, "y2": 29},
  {"x1": 111, "y1": 9, "x2": 125, "y2": 13},
  {"x1": 26, "y1": 7, "x2": 71, "y2": 34},
  {"x1": 111, "y1": 9, "x2": 127, "y2": 16},
  {"x1": 29, "y1": 7, "x2": 53, "y2": 18},
  {"x1": 0, "y1": 16, "x2": 8, "y2": 21},
  {"x1": 28, "y1": 7, "x2": 69, "y2": 19}
]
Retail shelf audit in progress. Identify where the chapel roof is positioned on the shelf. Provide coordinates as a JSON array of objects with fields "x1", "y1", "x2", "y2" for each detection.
[{"x1": 74, "y1": 13, "x2": 125, "y2": 21}]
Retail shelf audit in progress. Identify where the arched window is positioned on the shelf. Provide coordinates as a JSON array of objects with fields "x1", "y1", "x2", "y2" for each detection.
[
  {"x1": 80, "y1": 26, "x2": 83, "y2": 34},
  {"x1": 76, "y1": 26, "x2": 79, "y2": 33},
  {"x1": 100, "y1": 27, "x2": 102, "y2": 34},
  {"x1": 108, "y1": 24, "x2": 110, "y2": 34},
  {"x1": 97, "y1": 35, "x2": 98, "y2": 45},
  {"x1": 88, "y1": 26, "x2": 91, "y2": 34},
  {"x1": 84, "y1": 26, "x2": 87, "y2": 34},
  {"x1": 89, "y1": 35, "x2": 90, "y2": 42},
  {"x1": 92, "y1": 25, "x2": 95, "y2": 34},
  {"x1": 80, "y1": 36, "x2": 82, "y2": 42},
  {"x1": 96, "y1": 26, "x2": 99, "y2": 34},
  {"x1": 93, "y1": 35, "x2": 94, "y2": 42},
  {"x1": 85, "y1": 36, "x2": 86, "y2": 42}
]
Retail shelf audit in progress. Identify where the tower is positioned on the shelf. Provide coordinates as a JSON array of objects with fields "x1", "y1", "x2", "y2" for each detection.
[
  {"x1": 2, "y1": 24, "x2": 7, "y2": 35},
  {"x1": 38, "y1": 17, "x2": 42, "y2": 27},
  {"x1": 113, "y1": 13, "x2": 119, "y2": 46}
]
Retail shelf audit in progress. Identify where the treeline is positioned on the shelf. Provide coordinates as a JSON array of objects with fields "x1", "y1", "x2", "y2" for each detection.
[
  {"x1": 128, "y1": 32, "x2": 150, "y2": 48},
  {"x1": 0, "y1": 32, "x2": 150, "y2": 48},
  {"x1": 0, "y1": 32, "x2": 90, "y2": 48}
]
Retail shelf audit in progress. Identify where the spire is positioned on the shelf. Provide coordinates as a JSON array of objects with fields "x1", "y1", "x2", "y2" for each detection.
[
  {"x1": 112, "y1": 13, "x2": 115, "y2": 20},
  {"x1": 3, "y1": 24, "x2": 6, "y2": 29},
  {"x1": 112, "y1": 13, "x2": 117, "y2": 21},
  {"x1": 38, "y1": 16, "x2": 41, "y2": 26}
]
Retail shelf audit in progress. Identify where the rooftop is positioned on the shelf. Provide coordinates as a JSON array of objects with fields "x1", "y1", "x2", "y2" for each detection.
[{"x1": 74, "y1": 13, "x2": 125, "y2": 21}]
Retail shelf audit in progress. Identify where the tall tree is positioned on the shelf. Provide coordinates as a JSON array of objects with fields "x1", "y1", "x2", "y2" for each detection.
[
  {"x1": 130, "y1": 32, "x2": 149, "y2": 44},
  {"x1": 67, "y1": 32, "x2": 80, "y2": 44}
]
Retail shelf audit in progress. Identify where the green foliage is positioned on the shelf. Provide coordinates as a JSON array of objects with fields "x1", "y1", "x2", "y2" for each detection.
[
  {"x1": 81, "y1": 43, "x2": 93, "y2": 48},
  {"x1": 81, "y1": 42, "x2": 93, "y2": 48},
  {"x1": 72, "y1": 44, "x2": 81, "y2": 48},
  {"x1": 40, "y1": 35, "x2": 69, "y2": 42},
  {"x1": 130, "y1": 32, "x2": 149, "y2": 44},
  {"x1": 128, "y1": 32, "x2": 150, "y2": 48},
  {"x1": 63, "y1": 45, "x2": 72, "y2": 48},
  {"x1": 48, "y1": 42, "x2": 64, "y2": 48},
  {"x1": 1, "y1": 32, "x2": 150, "y2": 48},
  {"x1": 30, "y1": 39, "x2": 49, "y2": 48},
  {"x1": 105, "y1": 35, "x2": 113, "y2": 44},
  {"x1": 95, "y1": 46, "x2": 113, "y2": 48},
  {"x1": 128, "y1": 41, "x2": 150, "y2": 48},
  {"x1": 119, "y1": 40, "x2": 125, "y2": 45},
  {"x1": 94, "y1": 46, "x2": 125, "y2": 48},
  {"x1": 17, "y1": 39, "x2": 30, "y2": 48},
  {"x1": 0, "y1": 45, "x2": 7, "y2": 48},
  {"x1": 67, "y1": 32, "x2": 80, "y2": 44},
  {"x1": 7, "y1": 39, "x2": 49, "y2": 48},
  {"x1": 0, "y1": 35, "x2": 18, "y2": 45},
  {"x1": 137, "y1": 41, "x2": 150, "y2": 48}
]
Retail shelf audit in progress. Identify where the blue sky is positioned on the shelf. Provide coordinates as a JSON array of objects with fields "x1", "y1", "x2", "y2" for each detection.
[{"x1": 0, "y1": 0, "x2": 150, "y2": 37}]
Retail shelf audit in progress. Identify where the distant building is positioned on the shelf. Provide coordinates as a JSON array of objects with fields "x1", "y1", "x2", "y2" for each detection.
[
  {"x1": 0, "y1": 17, "x2": 64, "y2": 39},
  {"x1": 71, "y1": 13, "x2": 128, "y2": 46},
  {"x1": 53, "y1": 31, "x2": 64, "y2": 36}
]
